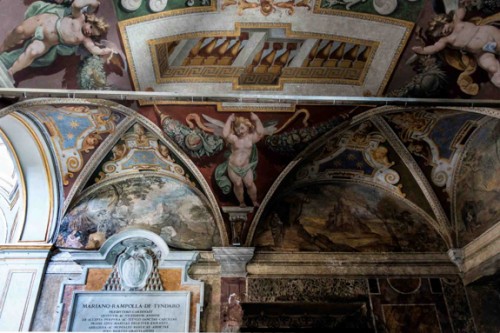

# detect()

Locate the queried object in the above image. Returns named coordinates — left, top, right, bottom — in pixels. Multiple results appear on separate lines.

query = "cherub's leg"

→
left=228, top=168, right=246, bottom=207
left=0, top=19, right=39, bottom=53
left=243, top=171, right=259, bottom=207
left=8, top=40, right=48, bottom=76
left=476, top=53, right=500, bottom=88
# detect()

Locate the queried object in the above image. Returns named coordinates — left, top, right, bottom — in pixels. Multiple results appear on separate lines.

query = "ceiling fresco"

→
left=57, top=174, right=222, bottom=250
left=22, top=103, right=128, bottom=196
left=0, top=0, right=498, bottom=98
left=0, top=1, right=499, bottom=256
left=454, top=118, right=500, bottom=247
left=253, top=181, right=448, bottom=252
left=3, top=98, right=495, bottom=252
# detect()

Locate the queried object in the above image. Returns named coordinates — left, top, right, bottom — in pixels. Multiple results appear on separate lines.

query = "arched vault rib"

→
left=63, top=100, right=229, bottom=246
left=371, top=115, right=453, bottom=248
left=352, top=105, right=500, bottom=123
left=244, top=119, right=354, bottom=246
left=1, top=98, right=228, bottom=246
left=62, top=116, right=135, bottom=215
left=450, top=115, right=496, bottom=247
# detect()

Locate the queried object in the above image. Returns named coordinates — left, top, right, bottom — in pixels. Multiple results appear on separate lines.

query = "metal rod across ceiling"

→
left=0, top=88, right=499, bottom=107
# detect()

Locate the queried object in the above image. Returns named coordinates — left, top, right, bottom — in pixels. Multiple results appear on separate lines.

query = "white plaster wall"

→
left=0, top=111, right=60, bottom=331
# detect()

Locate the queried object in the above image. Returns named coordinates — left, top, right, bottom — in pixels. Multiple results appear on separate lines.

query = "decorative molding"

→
left=450, top=115, right=493, bottom=242
left=246, top=252, right=459, bottom=276
left=213, top=247, right=255, bottom=277
left=62, top=117, right=135, bottom=214
left=462, top=222, right=500, bottom=284
left=447, top=248, right=464, bottom=272
left=0, top=98, right=228, bottom=246
left=245, top=119, right=354, bottom=246
left=54, top=229, right=204, bottom=332
left=221, top=206, right=254, bottom=246
left=372, top=115, right=453, bottom=247
left=147, top=23, right=377, bottom=90
left=352, top=106, right=500, bottom=124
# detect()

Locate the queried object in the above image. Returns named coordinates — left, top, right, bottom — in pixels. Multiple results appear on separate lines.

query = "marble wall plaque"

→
left=66, top=291, right=190, bottom=332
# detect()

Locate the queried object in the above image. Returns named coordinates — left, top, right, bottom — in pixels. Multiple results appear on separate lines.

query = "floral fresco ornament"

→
left=155, top=105, right=225, bottom=158
left=222, top=0, right=311, bottom=16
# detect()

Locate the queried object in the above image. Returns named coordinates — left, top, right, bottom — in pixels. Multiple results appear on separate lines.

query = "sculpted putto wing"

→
left=201, top=114, right=225, bottom=136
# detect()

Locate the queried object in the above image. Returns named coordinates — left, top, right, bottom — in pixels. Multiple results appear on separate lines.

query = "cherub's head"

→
left=260, top=0, right=274, bottom=15
left=427, top=13, right=454, bottom=40
left=83, top=14, right=109, bottom=38
left=233, top=116, right=254, bottom=137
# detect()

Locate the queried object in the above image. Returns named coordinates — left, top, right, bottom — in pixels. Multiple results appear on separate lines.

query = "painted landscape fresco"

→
left=455, top=119, right=500, bottom=246
left=254, top=182, right=447, bottom=252
left=57, top=175, right=221, bottom=250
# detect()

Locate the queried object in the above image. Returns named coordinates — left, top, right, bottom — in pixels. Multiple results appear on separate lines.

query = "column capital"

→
left=213, top=247, right=255, bottom=277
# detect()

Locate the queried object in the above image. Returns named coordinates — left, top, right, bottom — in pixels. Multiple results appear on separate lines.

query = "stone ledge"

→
left=463, top=222, right=500, bottom=284
left=247, top=252, right=458, bottom=276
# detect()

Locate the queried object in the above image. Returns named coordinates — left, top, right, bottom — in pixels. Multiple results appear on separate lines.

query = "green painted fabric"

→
left=215, top=145, right=258, bottom=195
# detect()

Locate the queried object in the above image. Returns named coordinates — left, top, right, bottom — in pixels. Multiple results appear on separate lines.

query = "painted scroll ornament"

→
left=121, top=0, right=142, bottom=12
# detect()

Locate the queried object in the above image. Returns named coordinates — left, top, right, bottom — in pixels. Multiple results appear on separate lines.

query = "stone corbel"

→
left=447, top=248, right=465, bottom=273
left=221, top=206, right=254, bottom=246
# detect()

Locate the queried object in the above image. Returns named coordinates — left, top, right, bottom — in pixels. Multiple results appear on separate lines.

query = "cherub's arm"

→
left=250, top=112, right=264, bottom=143
left=82, top=37, right=113, bottom=56
left=223, top=113, right=236, bottom=143
left=412, top=38, right=448, bottom=55
left=72, top=0, right=100, bottom=18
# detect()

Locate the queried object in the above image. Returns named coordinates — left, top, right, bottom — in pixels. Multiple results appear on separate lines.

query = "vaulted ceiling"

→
left=0, top=1, right=499, bottom=284
left=1, top=99, right=497, bottom=262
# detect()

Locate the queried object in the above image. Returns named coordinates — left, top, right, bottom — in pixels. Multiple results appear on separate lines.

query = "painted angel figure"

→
left=195, top=113, right=275, bottom=208
left=412, top=6, right=500, bottom=88
left=0, top=0, right=119, bottom=80
left=217, top=113, right=265, bottom=207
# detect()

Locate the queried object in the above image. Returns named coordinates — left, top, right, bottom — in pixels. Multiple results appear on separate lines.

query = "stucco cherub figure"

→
left=412, top=5, right=500, bottom=88
left=215, top=113, right=265, bottom=208
left=0, top=0, right=113, bottom=78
